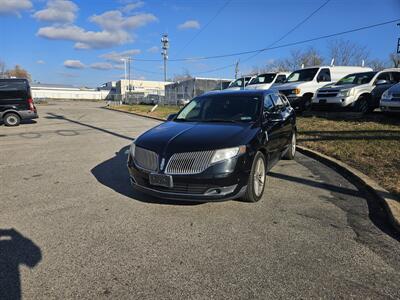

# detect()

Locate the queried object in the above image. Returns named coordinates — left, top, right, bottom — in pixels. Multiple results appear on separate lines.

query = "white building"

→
left=31, top=83, right=113, bottom=100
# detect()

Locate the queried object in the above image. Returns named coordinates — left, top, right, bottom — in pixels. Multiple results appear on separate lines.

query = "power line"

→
left=195, top=0, right=331, bottom=74
left=175, top=0, right=232, bottom=56
left=193, top=17, right=400, bottom=74
left=133, top=18, right=400, bottom=63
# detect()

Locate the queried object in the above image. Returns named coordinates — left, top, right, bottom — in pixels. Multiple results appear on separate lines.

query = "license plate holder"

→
left=319, top=99, right=327, bottom=104
left=149, top=173, right=173, bottom=188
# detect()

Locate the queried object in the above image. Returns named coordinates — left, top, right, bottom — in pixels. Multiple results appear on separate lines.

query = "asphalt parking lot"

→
left=1, top=100, right=399, bottom=299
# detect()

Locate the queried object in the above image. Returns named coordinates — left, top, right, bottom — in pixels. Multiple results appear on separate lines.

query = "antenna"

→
left=330, top=58, right=335, bottom=66
left=361, top=59, right=365, bottom=67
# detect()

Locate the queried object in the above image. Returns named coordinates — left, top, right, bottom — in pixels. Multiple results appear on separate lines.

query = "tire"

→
left=3, top=113, right=21, bottom=126
left=240, top=151, right=267, bottom=203
left=354, top=96, right=370, bottom=114
left=301, top=95, right=313, bottom=112
left=283, top=132, right=296, bottom=160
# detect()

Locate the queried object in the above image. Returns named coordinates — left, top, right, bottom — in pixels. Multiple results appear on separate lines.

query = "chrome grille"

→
left=165, top=150, right=214, bottom=175
left=134, top=146, right=158, bottom=172
left=317, top=90, right=339, bottom=98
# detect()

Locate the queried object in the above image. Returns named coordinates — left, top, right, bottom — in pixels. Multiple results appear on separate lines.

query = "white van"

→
left=273, top=66, right=373, bottom=111
left=226, top=76, right=254, bottom=90
left=245, top=72, right=290, bottom=90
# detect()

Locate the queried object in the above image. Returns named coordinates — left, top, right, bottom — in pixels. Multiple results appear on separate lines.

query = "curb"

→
left=297, top=145, right=400, bottom=232
left=103, top=106, right=166, bottom=122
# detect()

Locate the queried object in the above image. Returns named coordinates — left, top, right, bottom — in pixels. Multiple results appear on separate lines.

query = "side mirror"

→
left=167, top=113, right=177, bottom=121
left=376, top=79, right=389, bottom=85
left=263, top=111, right=282, bottom=122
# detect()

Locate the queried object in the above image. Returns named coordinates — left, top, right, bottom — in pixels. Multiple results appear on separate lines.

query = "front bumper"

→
left=127, top=153, right=251, bottom=201
left=380, top=100, right=400, bottom=112
left=312, top=96, right=356, bottom=109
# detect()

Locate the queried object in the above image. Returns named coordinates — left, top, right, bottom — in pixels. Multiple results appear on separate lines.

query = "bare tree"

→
left=367, top=59, right=388, bottom=71
left=5, top=65, right=31, bottom=81
left=389, top=53, right=400, bottom=68
left=172, top=69, right=192, bottom=81
left=328, top=39, right=369, bottom=66
left=0, top=59, right=5, bottom=78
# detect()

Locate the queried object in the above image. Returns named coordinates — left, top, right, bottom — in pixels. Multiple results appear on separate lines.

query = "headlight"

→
left=382, top=90, right=392, bottom=99
left=338, top=88, right=355, bottom=97
left=210, top=146, right=246, bottom=164
left=293, top=88, right=301, bottom=95
left=130, top=143, right=136, bottom=157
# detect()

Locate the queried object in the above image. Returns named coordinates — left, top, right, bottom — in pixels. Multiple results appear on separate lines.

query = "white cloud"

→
left=90, top=10, right=156, bottom=31
left=38, top=25, right=132, bottom=49
left=0, top=0, right=33, bottom=16
left=178, top=20, right=200, bottom=30
left=90, top=62, right=113, bottom=70
left=37, top=60, right=45, bottom=64
left=64, top=59, right=85, bottom=69
left=121, top=1, right=144, bottom=13
left=33, top=0, right=78, bottom=23
left=100, top=49, right=141, bottom=62
left=147, top=46, right=158, bottom=53
left=36, top=9, right=157, bottom=49
left=114, top=64, right=125, bottom=70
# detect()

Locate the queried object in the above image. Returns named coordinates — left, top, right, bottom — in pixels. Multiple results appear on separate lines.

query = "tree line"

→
left=251, top=39, right=400, bottom=74
left=0, top=60, right=32, bottom=81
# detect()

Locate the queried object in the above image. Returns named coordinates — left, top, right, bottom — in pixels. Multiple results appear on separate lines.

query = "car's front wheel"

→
left=3, top=113, right=21, bottom=126
left=241, top=151, right=267, bottom=203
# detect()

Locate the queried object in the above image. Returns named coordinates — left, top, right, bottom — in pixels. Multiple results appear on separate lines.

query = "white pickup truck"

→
left=273, top=66, right=372, bottom=111
left=312, top=68, right=400, bottom=113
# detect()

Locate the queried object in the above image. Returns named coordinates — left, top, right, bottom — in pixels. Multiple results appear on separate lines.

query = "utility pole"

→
left=161, top=33, right=169, bottom=82
left=120, top=58, right=127, bottom=103
left=397, top=23, right=400, bottom=54
left=234, top=60, right=239, bottom=79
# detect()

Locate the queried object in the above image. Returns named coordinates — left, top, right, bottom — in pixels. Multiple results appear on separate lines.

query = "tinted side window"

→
left=270, top=93, right=284, bottom=107
left=275, top=75, right=286, bottom=83
left=264, top=95, right=274, bottom=112
left=0, top=81, right=27, bottom=101
left=317, top=68, right=331, bottom=82
left=375, top=72, right=391, bottom=83
left=391, top=72, right=400, bottom=83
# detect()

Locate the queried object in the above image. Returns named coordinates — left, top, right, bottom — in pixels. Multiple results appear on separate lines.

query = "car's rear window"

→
left=0, top=81, right=28, bottom=100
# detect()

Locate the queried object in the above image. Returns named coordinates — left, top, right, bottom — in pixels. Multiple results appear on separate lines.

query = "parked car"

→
left=0, top=79, right=38, bottom=126
left=273, top=66, right=372, bottom=111
left=380, top=82, right=400, bottom=113
left=245, top=72, right=289, bottom=90
left=225, top=76, right=254, bottom=90
left=312, top=68, right=400, bottom=113
left=127, top=90, right=296, bottom=202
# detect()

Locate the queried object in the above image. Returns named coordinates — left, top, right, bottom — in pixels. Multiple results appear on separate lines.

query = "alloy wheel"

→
left=253, top=157, right=266, bottom=197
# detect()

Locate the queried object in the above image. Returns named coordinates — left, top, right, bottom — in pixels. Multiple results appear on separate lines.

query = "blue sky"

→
left=0, top=0, right=399, bottom=87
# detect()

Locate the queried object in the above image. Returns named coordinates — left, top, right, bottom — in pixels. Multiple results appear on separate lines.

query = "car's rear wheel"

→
left=283, top=132, right=296, bottom=160
left=3, top=113, right=21, bottom=126
left=241, top=151, right=267, bottom=203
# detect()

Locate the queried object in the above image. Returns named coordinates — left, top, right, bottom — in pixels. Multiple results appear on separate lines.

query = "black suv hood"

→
left=136, top=121, right=257, bottom=156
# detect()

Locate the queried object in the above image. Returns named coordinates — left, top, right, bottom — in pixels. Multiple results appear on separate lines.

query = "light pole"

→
left=120, top=58, right=127, bottom=103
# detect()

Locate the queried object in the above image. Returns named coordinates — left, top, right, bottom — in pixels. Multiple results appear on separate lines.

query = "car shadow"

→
left=0, top=120, right=37, bottom=126
left=91, top=146, right=202, bottom=206
left=0, top=229, right=42, bottom=299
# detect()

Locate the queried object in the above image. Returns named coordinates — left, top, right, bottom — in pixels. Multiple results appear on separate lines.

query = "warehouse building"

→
left=165, top=77, right=232, bottom=105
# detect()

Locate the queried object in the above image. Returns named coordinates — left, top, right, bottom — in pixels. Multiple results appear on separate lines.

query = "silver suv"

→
left=312, top=68, right=400, bottom=113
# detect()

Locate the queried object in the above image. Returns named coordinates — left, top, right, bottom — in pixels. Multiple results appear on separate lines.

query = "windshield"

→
left=335, top=72, right=377, bottom=85
left=248, top=74, right=276, bottom=85
left=286, top=68, right=319, bottom=83
left=175, top=94, right=261, bottom=122
left=229, top=77, right=251, bottom=88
